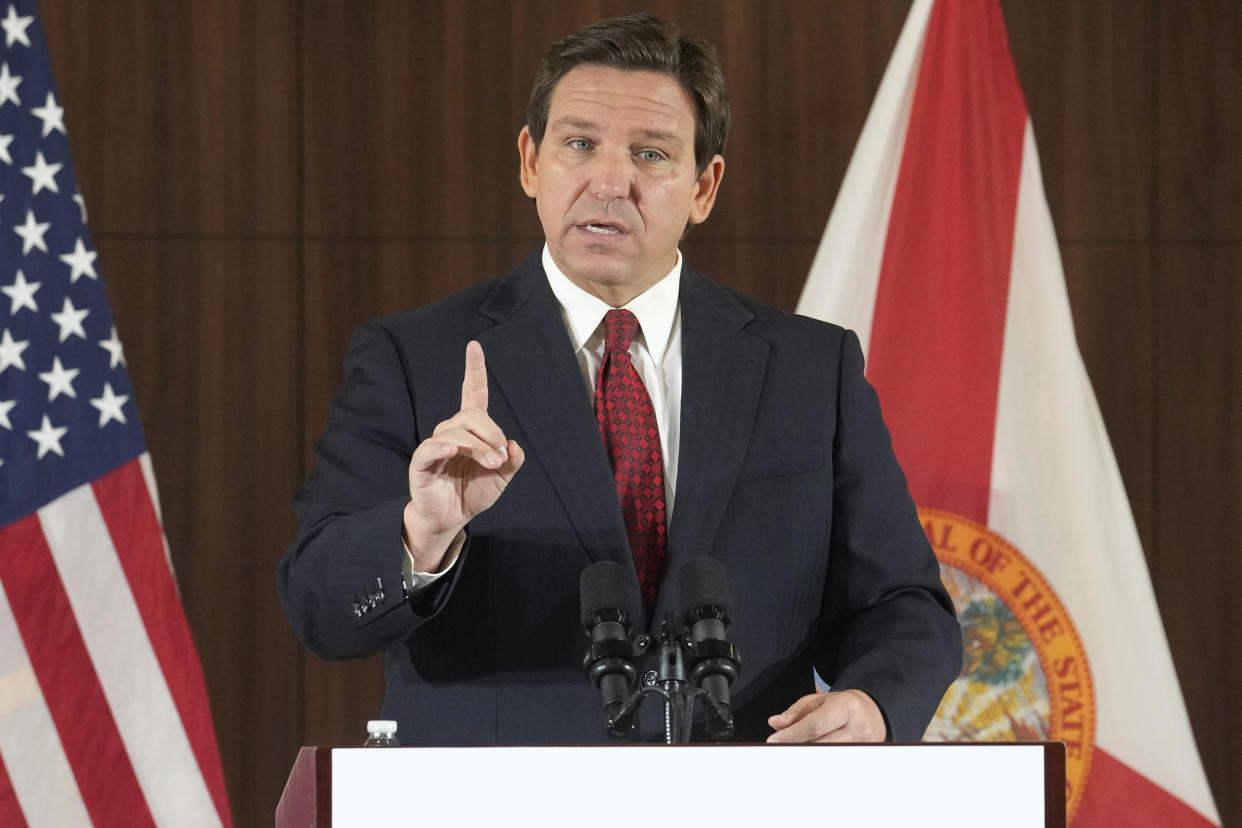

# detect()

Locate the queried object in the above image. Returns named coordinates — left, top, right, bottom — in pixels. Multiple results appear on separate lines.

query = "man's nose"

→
left=588, top=150, right=632, bottom=200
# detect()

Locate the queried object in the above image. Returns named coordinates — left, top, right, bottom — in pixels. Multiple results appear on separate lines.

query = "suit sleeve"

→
left=276, top=322, right=467, bottom=660
left=816, top=329, right=963, bottom=740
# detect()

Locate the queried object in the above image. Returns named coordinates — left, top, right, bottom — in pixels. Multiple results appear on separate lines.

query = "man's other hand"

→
left=402, top=340, right=524, bottom=571
left=765, top=689, right=887, bottom=743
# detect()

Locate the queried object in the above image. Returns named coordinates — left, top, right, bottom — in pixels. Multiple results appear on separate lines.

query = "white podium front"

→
left=277, top=742, right=1065, bottom=827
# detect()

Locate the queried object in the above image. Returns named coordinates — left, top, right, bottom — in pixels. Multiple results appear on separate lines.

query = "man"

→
left=277, top=13, right=961, bottom=745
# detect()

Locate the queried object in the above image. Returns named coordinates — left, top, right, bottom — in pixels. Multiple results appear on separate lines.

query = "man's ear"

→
left=518, top=126, right=539, bottom=198
left=688, top=154, right=726, bottom=225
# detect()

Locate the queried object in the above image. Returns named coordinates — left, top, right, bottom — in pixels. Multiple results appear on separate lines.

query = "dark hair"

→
left=526, top=12, right=730, bottom=174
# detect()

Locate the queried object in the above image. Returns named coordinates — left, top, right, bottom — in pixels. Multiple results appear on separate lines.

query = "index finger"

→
left=460, top=340, right=488, bottom=412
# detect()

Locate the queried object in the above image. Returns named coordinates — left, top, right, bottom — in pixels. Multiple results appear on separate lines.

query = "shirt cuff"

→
left=401, top=530, right=466, bottom=594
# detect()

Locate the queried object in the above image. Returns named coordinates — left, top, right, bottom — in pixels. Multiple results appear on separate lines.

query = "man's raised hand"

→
left=402, top=341, right=524, bottom=572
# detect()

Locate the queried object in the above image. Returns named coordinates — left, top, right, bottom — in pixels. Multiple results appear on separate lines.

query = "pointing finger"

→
left=460, top=340, right=488, bottom=412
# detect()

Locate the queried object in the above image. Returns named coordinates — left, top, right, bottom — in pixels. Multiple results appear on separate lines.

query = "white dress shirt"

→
left=404, top=246, right=685, bottom=589
left=541, top=244, right=683, bottom=514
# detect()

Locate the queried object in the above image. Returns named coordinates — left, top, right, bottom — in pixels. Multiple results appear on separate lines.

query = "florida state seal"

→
left=921, top=508, right=1095, bottom=820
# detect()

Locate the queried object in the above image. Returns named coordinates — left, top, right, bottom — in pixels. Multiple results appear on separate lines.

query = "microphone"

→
left=678, top=557, right=740, bottom=739
left=580, top=561, right=640, bottom=738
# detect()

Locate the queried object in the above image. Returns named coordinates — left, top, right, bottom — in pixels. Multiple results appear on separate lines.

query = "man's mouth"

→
left=579, top=222, right=624, bottom=236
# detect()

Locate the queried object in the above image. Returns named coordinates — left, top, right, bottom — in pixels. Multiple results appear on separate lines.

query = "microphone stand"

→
left=595, top=618, right=736, bottom=743
left=652, top=620, right=692, bottom=744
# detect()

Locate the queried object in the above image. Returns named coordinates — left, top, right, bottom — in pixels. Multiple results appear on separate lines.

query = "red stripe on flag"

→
left=93, top=459, right=233, bottom=827
left=1073, top=747, right=1217, bottom=828
left=0, top=515, right=157, bottom=827
left=865, top=0, right=1027, bottom=524
left=0, top=752, right=29, bottom=828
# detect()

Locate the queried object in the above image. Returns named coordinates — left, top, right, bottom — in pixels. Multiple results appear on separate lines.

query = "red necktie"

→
left=595, top=308, right=667, bottom=612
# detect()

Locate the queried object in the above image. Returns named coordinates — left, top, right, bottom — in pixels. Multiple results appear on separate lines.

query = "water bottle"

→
left=363, top=719, right=398, bottom=747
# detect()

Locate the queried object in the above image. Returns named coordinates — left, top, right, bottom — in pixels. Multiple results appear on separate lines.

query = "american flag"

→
left=0, top=2, right=231, bottom=825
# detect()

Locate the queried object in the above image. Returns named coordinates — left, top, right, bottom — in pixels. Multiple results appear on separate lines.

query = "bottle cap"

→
left=366, top=719, right=397, bottom=735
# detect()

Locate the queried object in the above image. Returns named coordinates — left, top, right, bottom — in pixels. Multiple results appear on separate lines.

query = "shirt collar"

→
left=542, top=244, right=681, bottom=363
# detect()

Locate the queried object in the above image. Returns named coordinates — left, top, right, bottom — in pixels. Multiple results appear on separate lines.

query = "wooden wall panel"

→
left=96, top=239, right=304, bottom=822
left=298, top=0, right=899, bottom=246
left=297, top=655, right=386, bottom=755
left=1156, top=2, right=1242, bottom=240
left=679, top=238, right=819, bottom=311
left=1002, top=0, right=1155, bottom=241
left=299, top=2, right=545, bottom=239
left=1153, top=246, right=1241, bottom=818
left=40, top=0, right=299, bottom=236
left=662, top=0, right=877, bottom=242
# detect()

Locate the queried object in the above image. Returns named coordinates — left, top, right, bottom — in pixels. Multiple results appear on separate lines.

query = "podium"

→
left=277, top=742, right=1065, bottom=827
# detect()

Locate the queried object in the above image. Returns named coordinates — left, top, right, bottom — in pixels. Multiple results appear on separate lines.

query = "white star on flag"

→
left=99, top=324, right=126, bottom=368
left=0, top=5, right=33, bottom=48
left=0, top=132, right=12, bottom=164
left=1, top=269, right=39, bottom=313
left=21, top=149, right=61, bottom=195
left=31, top=89, right=65, bottom=136
left=13, top=207, right=48, bottom=254
left=49, top=295, right=89, bottom=342
left=73, top=193, right=87, bottom=222
left=38, top=356, right=79, bottom=401
left=26, top=413, right=68, bottom=459
left=90, top=382, right=129, bottom=427
left=0, top=61, right=19, bottom=107
left=0, top=397, right=14, bottom=429
left=0, top=327, right=27, bottom=372
left=59, top=237, right=98, bottom=282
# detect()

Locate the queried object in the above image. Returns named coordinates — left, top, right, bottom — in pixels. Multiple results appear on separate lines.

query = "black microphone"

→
left=580, top=561, right=640, bottom=738
left=678, top=557, right=740, bottom=739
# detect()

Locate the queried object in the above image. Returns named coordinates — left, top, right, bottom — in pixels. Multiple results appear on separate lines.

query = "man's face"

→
left=518, top=66, right=724, bottom=306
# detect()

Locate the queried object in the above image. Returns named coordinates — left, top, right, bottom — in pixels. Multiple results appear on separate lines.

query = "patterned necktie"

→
left=595, top=308, right=667, bottom=612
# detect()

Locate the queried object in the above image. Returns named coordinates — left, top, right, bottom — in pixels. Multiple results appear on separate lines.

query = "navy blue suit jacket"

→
left=277, top=250, right=962, bottom=744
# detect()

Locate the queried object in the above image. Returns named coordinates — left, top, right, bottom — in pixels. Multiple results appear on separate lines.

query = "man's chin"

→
left=554, top=249, right=629, bottom=286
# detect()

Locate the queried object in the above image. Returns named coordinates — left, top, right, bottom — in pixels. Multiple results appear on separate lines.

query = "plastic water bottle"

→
left=363, top=719, right=398, bottom=747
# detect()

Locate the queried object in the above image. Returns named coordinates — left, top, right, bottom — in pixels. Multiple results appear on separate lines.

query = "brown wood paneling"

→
left=39, top=0, right=299, bottom=236
left=298, top=1, right=890, bottom=245
left=670, top=0, right=876, bottom=243
left=1155, top=2, right=1242, bottom=241
left=679, top=238, right=819, bottom=312
left=1060, top=243, right=1156, bottom=555
left=298, top=656, right=386, bottom=752
left=1153, top=243, right=1241, bottom=826
left=98, top=238, right=305, bottom=824
left=299, top=1, right=544, bottom=240
left=1002, top=0, right=1156, bottom=242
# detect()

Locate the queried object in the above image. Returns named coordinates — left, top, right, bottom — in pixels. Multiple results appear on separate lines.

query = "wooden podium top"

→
left=277, top=741, right=1066, bottom=827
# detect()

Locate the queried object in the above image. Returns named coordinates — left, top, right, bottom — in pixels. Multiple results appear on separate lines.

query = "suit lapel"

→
left=657, top=268, right=769, bottom=619
left=475, top=256, right=632, bottom=569
left=475, top=256, right=769, bottom=625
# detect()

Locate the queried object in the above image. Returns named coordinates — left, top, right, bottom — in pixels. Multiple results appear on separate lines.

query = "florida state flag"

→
left=797, top=1, right=1219, bottom=824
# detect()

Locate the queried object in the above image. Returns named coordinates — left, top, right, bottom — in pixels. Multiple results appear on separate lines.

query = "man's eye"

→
left=569, top=139, right=591, bottom=151
left=637, top=150, right=664, bottom=162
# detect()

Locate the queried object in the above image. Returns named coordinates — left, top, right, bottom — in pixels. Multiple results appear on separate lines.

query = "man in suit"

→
left=277, top=13, right=961, bottom=745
